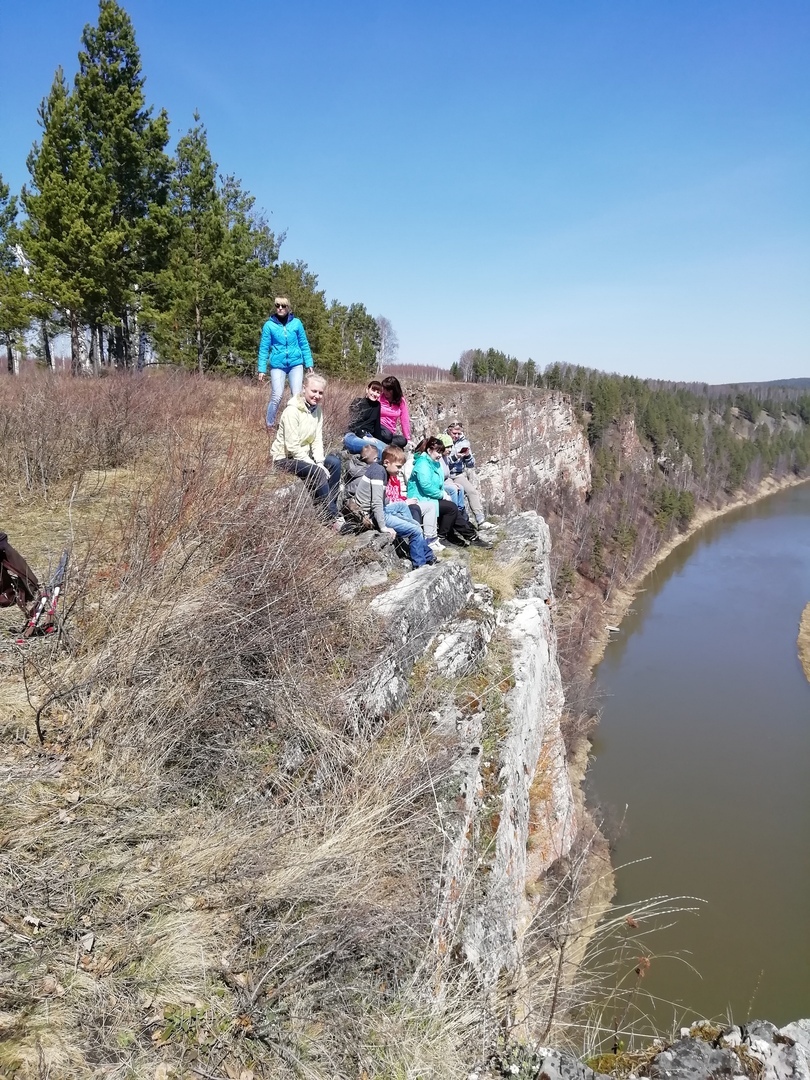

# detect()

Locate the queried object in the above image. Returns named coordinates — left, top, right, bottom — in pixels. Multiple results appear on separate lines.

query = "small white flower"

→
left=509, top=1066, right=520, bottom=1075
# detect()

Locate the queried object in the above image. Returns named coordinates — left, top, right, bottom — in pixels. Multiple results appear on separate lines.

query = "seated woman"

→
left=407, top=437, right=490, bottom=552
left=343, top=445, right=434, bottom=569
left=343, top=380, right=387, bottom=460
left=271, top=372, right=342, bottom=525
left=379, top=375, right=411, bottom=447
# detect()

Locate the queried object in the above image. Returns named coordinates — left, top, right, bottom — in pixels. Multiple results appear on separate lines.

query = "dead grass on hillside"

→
left=0, top=373, right=478, bottom=1080
left=466, top=545, right=530, bottom=603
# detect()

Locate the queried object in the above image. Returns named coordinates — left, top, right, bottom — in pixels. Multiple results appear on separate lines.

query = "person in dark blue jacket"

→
left=257, top=296, right=314, bottom=427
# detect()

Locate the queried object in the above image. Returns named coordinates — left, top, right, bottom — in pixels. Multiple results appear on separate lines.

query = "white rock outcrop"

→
left=432, top=512, right=576, bottom=988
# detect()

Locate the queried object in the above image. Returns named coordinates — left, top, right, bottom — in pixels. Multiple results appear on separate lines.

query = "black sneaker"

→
left=470, top=536, right=492, bottom=549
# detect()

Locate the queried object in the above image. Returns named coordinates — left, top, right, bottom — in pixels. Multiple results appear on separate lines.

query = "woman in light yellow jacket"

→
left=271, top=373, right=342, bottom=523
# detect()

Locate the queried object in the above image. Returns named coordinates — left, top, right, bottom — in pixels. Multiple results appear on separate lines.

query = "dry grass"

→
left=0, top=371, right=480, bottom=1080
left=466, top=546, right=531, bottom=604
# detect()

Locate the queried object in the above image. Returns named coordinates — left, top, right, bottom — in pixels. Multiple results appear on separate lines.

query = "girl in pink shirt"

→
left=379, top=376, right=411, bottom=444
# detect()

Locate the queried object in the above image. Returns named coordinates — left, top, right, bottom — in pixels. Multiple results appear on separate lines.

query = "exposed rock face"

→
left=343, top=509, right=573, bottom=993
left=479, top=1020, right=810, bottom=1080
left=615, top=413, right=652, bottom=472
left=348, top=560, right=475, bottom=727
left=464, top=514, right=575, bottom=984
left=475, top=395, right=591, bottom=510
left=431, top=512, right=576, bottom=988
left=406, top=384, right=591, bottom=509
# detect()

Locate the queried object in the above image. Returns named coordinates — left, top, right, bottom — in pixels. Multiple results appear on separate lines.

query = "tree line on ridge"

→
left=0, top=1, right=386, bottom=378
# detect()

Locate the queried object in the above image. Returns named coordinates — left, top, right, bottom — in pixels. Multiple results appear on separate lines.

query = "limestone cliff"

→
left=406, top=383, right=592, bottom=507
left=348, top=511, right=577, bottom=997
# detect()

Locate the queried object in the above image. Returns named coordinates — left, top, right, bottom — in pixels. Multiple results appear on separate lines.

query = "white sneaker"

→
left=428, top=539, right=445, bottom=553
left=476, top=519, right=496, bottom=530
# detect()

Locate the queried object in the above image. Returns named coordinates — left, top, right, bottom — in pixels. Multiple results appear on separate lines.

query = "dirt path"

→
left=798, top=603, right=810, bottom=684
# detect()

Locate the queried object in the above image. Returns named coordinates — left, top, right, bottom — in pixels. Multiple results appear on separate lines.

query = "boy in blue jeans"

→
left=344, top=446, right=435, bottom=569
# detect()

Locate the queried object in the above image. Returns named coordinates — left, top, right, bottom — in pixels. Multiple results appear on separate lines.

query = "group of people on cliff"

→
left=257, top=296, right=494, bottom=569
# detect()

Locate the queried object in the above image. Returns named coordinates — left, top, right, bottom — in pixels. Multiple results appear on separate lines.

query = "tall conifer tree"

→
left=153, top=115, right=227, bottom=373
left=74, top=0, right=170, bottom=365
left=22, top=69, right=112, bottom=373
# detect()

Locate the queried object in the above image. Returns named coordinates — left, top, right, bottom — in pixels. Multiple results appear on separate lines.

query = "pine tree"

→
left=22, top=69, right=113, bottom=373
left=217, top=175, right=279, bottom=368
left=151, top=115, right=226, bottom=373
left=74, top=0, right=170, bottom=365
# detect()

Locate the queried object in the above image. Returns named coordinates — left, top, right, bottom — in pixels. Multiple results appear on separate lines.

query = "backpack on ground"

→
left=337, top=454, right=374, bottom=533
left=0, top=532, right=40, bottom=612
left=0, top=532, right=69, bottom=642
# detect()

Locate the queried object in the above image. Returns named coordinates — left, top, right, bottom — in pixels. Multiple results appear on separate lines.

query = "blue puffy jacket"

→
left=257, top=314, right=314, bottom=373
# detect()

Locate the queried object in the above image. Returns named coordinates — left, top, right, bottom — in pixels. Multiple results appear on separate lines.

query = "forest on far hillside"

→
left=0, top=2, right=390, bottom=379
left=451, top=347, right=810, bottom=493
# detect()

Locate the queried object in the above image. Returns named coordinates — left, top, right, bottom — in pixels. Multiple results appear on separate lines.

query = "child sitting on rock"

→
left=446, top=420, right=492, bottom=528
left=439, top=434, right=467, bottom=517
left=343, top=445, right=435, bottom=569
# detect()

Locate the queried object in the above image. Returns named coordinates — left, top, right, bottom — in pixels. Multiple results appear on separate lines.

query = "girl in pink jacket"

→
left=379, top=376, right=411, bottom=445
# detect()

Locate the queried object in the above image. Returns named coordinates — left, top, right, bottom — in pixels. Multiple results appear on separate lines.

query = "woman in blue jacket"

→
left=257, top=296, right=314, bottom=427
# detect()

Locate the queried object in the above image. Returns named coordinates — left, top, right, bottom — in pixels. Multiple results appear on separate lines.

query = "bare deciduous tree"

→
left=457, top=348, right=475, bottom=382
left=375, top=315, right=398, bottom=374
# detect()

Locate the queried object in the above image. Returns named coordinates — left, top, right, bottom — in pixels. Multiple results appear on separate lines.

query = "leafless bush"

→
left=0, top=371, right=254, bottom=494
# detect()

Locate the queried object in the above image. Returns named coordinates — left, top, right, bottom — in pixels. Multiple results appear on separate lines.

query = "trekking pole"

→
left=16, top=550, right=69, bottom=644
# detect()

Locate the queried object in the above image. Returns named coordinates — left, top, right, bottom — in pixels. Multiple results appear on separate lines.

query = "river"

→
left=590, top=481, right=810, bottom=1031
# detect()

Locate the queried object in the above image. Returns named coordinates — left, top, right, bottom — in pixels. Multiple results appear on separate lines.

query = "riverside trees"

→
left=9, top=1, right=382, bottom=378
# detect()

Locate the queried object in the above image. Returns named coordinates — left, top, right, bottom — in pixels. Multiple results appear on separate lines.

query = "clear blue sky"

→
left=2, top=0, right=808, bottom=382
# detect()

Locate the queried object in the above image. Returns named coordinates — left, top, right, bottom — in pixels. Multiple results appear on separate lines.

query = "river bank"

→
left=799, top=603, right=810, bottom=684
left=587, top=473, right=810, bottom=671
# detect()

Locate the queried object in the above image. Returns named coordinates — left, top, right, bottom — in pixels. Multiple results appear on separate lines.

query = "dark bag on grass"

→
left=0, top=531, right=40, bottom=610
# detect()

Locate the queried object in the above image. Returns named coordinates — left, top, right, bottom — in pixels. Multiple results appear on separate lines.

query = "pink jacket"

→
left=379, top=395, right=411, bottom=441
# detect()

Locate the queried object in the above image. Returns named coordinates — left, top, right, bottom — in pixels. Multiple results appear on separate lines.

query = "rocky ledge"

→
left=475, top=1019, right=810, bottom=1080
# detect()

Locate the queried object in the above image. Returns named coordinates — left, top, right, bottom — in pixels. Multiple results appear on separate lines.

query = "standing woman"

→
left=257, top=296, right=314, bottom=428
left=379, top=375, right=411, bottom=447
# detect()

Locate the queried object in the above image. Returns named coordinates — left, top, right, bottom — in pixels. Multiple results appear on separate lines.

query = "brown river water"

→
left=590, top=482, right=810, bottom=1030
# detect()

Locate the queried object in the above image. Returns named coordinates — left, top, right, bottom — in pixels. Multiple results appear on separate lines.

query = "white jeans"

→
left=413, top=500, right=438, bottom=540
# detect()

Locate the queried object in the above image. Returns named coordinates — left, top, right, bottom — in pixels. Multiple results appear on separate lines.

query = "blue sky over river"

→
left=2, top=1, right=808, bottom=380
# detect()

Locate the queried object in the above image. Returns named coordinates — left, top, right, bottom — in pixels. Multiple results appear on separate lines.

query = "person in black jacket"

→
left=342, top=380, right=388, bottom=460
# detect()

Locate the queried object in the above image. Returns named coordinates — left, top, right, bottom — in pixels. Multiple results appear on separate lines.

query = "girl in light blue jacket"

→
left=257, top=296, right=314, bottom=427
left=406, top=438, right=446, bottom=543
